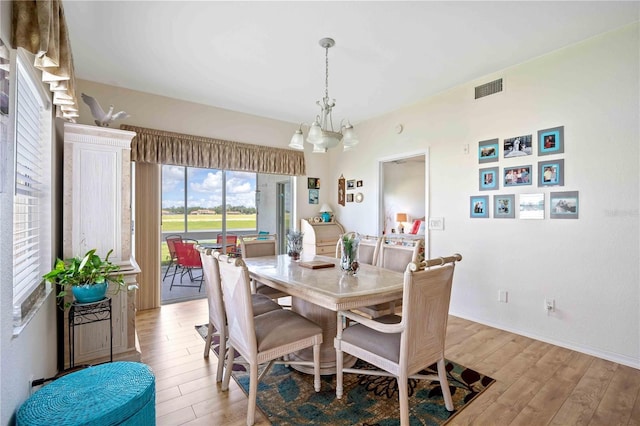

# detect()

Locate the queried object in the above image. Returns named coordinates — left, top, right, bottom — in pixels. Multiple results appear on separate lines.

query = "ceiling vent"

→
left=475, top=78, right=503, bottom=99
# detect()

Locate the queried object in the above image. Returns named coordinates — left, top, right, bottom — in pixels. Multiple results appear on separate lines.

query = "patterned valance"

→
left=120, top=124, right=306, bottom=176
left=12, top=0, right=78, bottom=120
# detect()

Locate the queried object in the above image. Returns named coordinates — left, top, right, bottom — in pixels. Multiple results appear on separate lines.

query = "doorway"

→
left=378, top=151, right=428, bottom=254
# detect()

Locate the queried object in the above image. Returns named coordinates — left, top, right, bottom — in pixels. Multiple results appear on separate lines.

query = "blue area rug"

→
left=196, top=324, right=494, bottom=425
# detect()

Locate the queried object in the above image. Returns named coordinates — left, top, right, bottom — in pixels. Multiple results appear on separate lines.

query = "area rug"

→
left=196, top=324, right=494, bottom=425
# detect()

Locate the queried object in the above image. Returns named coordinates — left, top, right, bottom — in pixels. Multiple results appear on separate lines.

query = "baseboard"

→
left=449, top=310, right=639, bottom=369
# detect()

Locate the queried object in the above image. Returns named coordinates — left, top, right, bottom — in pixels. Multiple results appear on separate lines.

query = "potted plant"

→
left=43, top=248, right=125, bottom=306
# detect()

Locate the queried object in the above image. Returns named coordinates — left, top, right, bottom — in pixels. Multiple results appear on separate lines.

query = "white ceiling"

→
left=63, top=1, right=639, bottom=126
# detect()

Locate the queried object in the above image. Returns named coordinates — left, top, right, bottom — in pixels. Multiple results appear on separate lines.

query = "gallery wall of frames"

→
left=470, top=125, right=579, bottom=220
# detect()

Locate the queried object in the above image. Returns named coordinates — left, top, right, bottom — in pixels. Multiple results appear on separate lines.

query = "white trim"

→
left=16, top=48, right=50, bottom=110
left=450, top=310, right=640, bottom=369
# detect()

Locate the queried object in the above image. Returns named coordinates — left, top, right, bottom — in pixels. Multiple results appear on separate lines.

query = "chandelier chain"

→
left=324, top=45, right=329, bottom=100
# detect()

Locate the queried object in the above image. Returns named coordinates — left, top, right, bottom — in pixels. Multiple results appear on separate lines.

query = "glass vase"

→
left=339, top=235, right=360, bottom=275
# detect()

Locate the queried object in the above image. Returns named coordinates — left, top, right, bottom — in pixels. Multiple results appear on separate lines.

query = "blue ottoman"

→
left=17, top=361, right=155, bottom=425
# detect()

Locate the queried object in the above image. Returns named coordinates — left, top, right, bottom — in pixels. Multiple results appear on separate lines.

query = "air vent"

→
left=475, top=78, right=503, bottom=99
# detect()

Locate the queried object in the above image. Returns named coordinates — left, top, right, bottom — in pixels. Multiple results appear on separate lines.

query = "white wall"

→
left=329, top=24, right=639, bottom=367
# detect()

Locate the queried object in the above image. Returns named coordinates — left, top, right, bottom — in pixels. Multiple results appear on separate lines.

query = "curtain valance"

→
left=120, top=124, right=306, bottom=176
left=12, top=0, right=78, bottom=120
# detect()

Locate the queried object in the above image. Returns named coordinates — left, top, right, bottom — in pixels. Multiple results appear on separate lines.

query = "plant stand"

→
left=68, top=298, right=112, bottom=368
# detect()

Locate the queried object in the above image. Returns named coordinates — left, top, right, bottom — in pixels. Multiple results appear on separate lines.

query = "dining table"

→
left=242, top=254, right=404, bottom=375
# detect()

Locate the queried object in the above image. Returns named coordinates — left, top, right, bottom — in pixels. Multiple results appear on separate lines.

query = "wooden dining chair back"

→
left=357, top=237, right=424, bottom=318
left=163, top=234, right=182, bottom=280
left=239, top=234, right=278, bottom=258
left=215, top=253, right=323, bottom=426
left=357, top=234, right=382, bottom=265
left=335, top=254, right=462, bottom=426
left=171, top=240, right=204, bottom=291
left=199, top=248, right=281, bottom=382
left=239, top=234, right=289, bottom=303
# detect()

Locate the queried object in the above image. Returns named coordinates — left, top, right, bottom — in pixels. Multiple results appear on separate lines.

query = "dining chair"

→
left=198, top=247, right=281, bottom=382
left=171, top=240, right=204, bottom=291
left=356, top=237, right=423, bottom=318
left=334, top=254, right=462, bottom=426
left=215, top=253, right=323, bottom=426
left=239, top=234, right=290, bottom=304
left=163, top=234, right=182, bottom=280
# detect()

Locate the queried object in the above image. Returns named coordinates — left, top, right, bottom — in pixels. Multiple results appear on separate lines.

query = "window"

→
left=161, top=165, right=257, bottom=236
left=12, top=51, right=52, bottom=327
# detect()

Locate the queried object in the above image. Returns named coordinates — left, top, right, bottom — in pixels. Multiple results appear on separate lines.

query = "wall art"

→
left=504, top=134, right=532, bottom=158
left=346, top=193, right=354, bottom=203
left=308, top=189, right=319, bottom=204
left=550, top=190, right=579, bottom=219
left=347, top=179, right=356, bottom=189
left=538, top=159, right=564, bottom=187
left=470, top=195, right=489, bottom=218
left=538, top=126, right=564, bottom=156
left=307, top=177, right=320, bottom=189
left=356, top=180, right=363, bottom=187
left=338, top=175, right=345, bottom=206
left=479, top=167, right=499, bottom=191
left=519, top=193, right=545, bottom=219
left=478, top=138, right=499, bottom=163
left=494, top=194, right=515, bottom=219
left=504, top=165, right=532, bottom=187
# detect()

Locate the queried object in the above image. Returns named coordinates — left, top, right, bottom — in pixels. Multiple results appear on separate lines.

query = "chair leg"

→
left=216, top=327, right=227, bottom=383
left=437, top=358, right=454, bottom=411
left=398, top=373, right=410, bottom=426
left=222, top=346, right=234, bottom=391
left=313, top=344, right=321, bottom=392
left=247, top=363, right=259, bottom=426
left=335, top=348, right=343, bottom=399
left=163, top=259, right=174, bottom=279
left=203, top=322, right=214, bottom=358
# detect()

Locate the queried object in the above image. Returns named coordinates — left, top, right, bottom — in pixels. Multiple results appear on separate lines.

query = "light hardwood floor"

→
left=137, top=299, right=640, bottom=425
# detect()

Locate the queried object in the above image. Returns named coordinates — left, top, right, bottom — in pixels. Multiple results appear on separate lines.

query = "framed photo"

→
left=307, top=177, right=320, bottom=189
left=356, top=180, right=363, bottom=187
left=346, top=193, right=354, bottom=203
left=550, top=191, right=579, bottom=219
left=347, top=179, right=356, bottom=189
left=538, top=126, right=564, bottom=156
left=504, top=134, right=532, bottom=158
left=308, top=189, right=319, bottom=204
left=478, top=138, right=499, bottom=163
left=519, top=193, right=545, bottom=219
left=494, top=194, right=515, bottom=219
left=479, top=167, right=499, bottom=191
left=503, top=165, right=532, bottom=187
left=470, top=195, right=489, bottom=218
left=538, top=159, right=564, bottom=187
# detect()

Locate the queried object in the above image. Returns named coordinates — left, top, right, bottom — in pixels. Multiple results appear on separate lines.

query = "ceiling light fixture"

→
left=289, top=37, right=358, bottom=153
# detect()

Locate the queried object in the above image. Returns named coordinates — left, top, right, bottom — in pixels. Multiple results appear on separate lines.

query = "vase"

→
left=71, top=282, right=108, bottom=304
left=339, top=236, right=360, bottom=275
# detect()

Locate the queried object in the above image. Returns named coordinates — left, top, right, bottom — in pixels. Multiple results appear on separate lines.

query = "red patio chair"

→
left=171, top=240, right=204, bottom=291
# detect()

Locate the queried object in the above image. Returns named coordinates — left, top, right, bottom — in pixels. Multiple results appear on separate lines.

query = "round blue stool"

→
left=17, top=361, right=155, bottom=425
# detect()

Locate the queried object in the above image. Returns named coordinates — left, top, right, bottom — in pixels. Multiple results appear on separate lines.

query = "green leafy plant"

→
left=43, top=248, right=125, bottom=301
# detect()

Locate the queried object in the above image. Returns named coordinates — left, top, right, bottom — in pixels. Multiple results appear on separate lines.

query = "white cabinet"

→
left=300, top=219, right=345, bottom=257
left=62, top=123, right=141, bottom=368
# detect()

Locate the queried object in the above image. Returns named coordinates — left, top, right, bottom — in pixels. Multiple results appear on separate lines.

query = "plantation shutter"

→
left=13, top=51, right=52, bottom=323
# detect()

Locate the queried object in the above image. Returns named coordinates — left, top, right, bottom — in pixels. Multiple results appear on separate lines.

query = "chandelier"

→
left=289, top=37, right=358, bottom=153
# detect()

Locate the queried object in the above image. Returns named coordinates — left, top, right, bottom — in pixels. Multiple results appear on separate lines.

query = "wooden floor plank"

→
left=137, top=298, right=640, bottom=425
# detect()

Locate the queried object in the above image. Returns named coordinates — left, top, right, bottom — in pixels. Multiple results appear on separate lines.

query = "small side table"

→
left=68, top=297, right=112, bottom=368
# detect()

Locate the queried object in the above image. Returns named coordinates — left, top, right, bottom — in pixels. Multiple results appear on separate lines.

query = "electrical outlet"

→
left=463, top=144, right=470, bottom=154
left=498, top=290, right=508, bottom=303
left=28, top=375, right=34, bottom=396
left=545, top=298, right=555, bottom=313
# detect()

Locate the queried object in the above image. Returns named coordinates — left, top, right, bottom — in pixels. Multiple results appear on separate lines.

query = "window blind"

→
left=13, top=54, right=52, bottom=322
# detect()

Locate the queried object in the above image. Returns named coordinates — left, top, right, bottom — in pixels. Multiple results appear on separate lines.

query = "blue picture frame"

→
left=470, top=195, right=489, bottom=218
left=494, top=194, right=515, bottom=219
left=478, top=138, right=499, bottom=163
left=479, top=167, right=499, bottom=191
left=538, top=126, right=564, bottom=156
left=550, top=190, right=579, bottom=219
left=538, top=159, right=565, bottom=187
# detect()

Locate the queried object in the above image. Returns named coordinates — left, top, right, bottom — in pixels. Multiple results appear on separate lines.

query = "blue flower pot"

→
left=72, top=282, right=108, bottom=304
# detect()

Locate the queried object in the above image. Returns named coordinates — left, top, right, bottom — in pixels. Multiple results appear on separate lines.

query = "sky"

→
left=162, top=165, right=256, bottom=209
